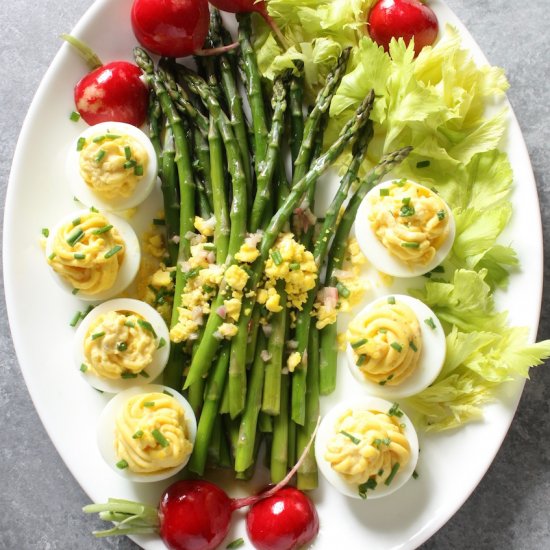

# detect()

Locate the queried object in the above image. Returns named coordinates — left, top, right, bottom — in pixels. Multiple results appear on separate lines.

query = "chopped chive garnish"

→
left=79, top=363, right=88, bottom=373
left=390, top=342, right=402, bottom=352
left=137, top=319, right=157, bottom=337
left=410, top=341, right=418, bottom=352
left=134, top=164, right=144, bottom=176
left=92, top=134, right=106, bottom=143
left=74, top=253, right=86, bottom=260
left=163, top=390, right=173, bottom=397
left=70, top=111, right=81, bottom=122
left=104, top=245, right=123, bottom=259
left=373, top=437, right=391, bottom=448
left=336, top=282, right=350, bottom=299
left=424, top=317, right=436, bottom=330
left=121, top=372, right=138, bottom=379
left=203, top=243, right=216, bottom=251
left=66, top=227, right=84, bottom=246
left=72, top=217, right=81, bottom=226
left=132, top=430, right=144, bottom=439
left=117, top=342, right=128, bottom=352
left=412, top=470, right=419, bottom=479
left=270, top=250, right=283, bottom=266
left=356, top=355, right=367, bottom=366
left=41, top=228, right=50, bottom=238
left=351, top=338, right=368, bottom=349
left=124, top=159, right=137, bottom=169
left=396, top=178, right=407, bottom=187
left=226, top=538, right=245, bottom=549
left=125, top=321, right=135, bottom=328
left=143, top=401, right=155, bottom=407
left=152, top=218, right=166, bottom=226
left=388, top=403, right=404, bottom=418
left=401, top=242, right=420, bottom=248
left=92, top=224, right=113, bottom=235
left=437, top=209, right=446, bottom=220
left=116, top=459, right=129, bottom=469
left=416, top=160, right=430, bottom=168
left=48, top=253, right=56, bottom=261
left=158, top=337, right=167, bottom=349
left=380, top=188, right=390, bottom=197
left=76, top=137, right=86, bottom=151
left=358, top=478, right=378, bottom=499
left=400, top=204, right=415, bottom=217
left=95, top=149, right=106, bottom=163
left=82, top=305, right=94, bottom=318
left=402, top=197, right=411, bottom=205
left=139, top=370, right=150, bottom=378
left=378, top=469, right=384, bottom=476
left=152, top=429, right=169, bottom=448
left=385, top=463, right=401, bottom=486
left=69, top=311, right=82, bottom=327
left=379, top=380, right=387, bottom=386
left=289, top=262, right=301, bottom=271
left=104, top=134, right=120, bottom=140
left=91, top=331, right=105, bottom=340
left=72, top=288, right=80, bottom=295
left=124, top=146, right=132, bottom=160
left=387, top=296, right=396, bottom=304
left=340, top=430, right=361, bottom=444
left=90, top=206, right=99, bottom=213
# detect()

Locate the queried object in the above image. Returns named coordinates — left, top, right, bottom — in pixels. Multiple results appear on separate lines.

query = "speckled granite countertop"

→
left=1, top=1, right=549, bottom=548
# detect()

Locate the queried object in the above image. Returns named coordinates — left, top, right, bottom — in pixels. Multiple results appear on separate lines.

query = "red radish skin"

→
left=159, top=480, right=233, bottom=550
left=368, top=0, right=439, bottom=56
left=131, top=0, right=210, bottom=58
left=246, top=488, right=319, bottom=550
left=74, top=61, right=148, bottom=127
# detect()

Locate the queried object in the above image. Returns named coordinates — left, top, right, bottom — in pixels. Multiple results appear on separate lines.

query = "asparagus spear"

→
left=318, top=145, right=414, bottom=394
left=289, top=68, right=305, bottom=168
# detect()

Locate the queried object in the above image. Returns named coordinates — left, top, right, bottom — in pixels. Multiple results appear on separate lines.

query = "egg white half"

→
left=97, top=384, right=197, bottom=483
left=45, top=209, right=140, bottom=302
left=355, top=180, right=455, bottom=278
left=67, top=121, right=158, bottom=211
left=74, top=298, right=170, bottom=393
left=346, top=294, right=446, bottom=399
left=315, top=397, right=419, bottom=500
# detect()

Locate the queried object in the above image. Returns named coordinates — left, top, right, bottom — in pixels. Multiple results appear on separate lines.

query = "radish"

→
left=209, top=0, right=289, bottom=49
left=131, top=0, right=238, bottom=58
left=367, top=0, right=439, bottom=56
left=83, top=420, right=320, bottom=549
left=61, top=34, right=149, bottom=127
left=246, top=487, right=319, bottom=550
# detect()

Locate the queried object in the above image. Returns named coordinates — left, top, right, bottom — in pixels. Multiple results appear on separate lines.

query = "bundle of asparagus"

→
left=135, top=9, right=411, bottom=489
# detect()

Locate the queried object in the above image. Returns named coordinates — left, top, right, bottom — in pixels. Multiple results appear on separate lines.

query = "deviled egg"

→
left=355, top=179, right=455, bottom=277
left=345, top=294, right=445, bottom=398
left=97, top=384, right=196, bottom=483
left=67, top=121, right=158, bottom=211
left=45, top=208, right=140, bottom=301
left=315, top=397, right=419, bottom=499
left=75, top=298, right=170, bottom=393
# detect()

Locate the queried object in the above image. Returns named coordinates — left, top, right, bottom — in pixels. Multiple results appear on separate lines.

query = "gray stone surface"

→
left=1, top=1, right=549, bottom=549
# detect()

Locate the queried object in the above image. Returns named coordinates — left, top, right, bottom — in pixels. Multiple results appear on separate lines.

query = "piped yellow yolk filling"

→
left=325, top=408, right=410, bottom=486
left=368, top=180, right=450, bottom=266
left=83, top=310, right=156, bottom=379
left=79, top=133, right=148, bottom=200
left=115, top=392, right=193, bottom=474
left=48, top=211, right=125, bottom=294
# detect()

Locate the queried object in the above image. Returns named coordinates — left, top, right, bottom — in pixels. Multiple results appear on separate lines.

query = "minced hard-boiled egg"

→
left=67, top=121, right=158, bottom=211
left=45, top=209, right=140, bottom=301
left=315, top=397, right=419, bottom=499
left=74, top=298, right=170, bottom=393
left=355, top=179, right=455, bottom=277
left=345, top=294, right=445, bottom=399
left=97, top=384, right=196, bottom=482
